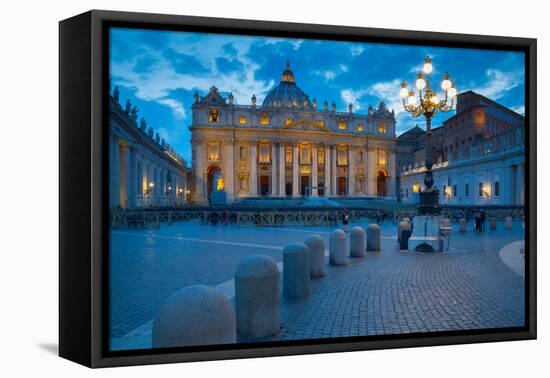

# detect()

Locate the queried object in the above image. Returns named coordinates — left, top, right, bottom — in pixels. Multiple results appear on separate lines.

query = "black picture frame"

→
left=59, top=9, right=537, bottom=368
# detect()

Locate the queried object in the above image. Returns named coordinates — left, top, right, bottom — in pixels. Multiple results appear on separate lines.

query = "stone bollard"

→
left=350, top=227, right=366, bottom=257
left=490, top=217, right=497, bottom=230
left=329, top=229, right=348, bottom=265
left=304, top=235, right=326, bottom=278
left=235, top=255, right=280, bottom=339
left=152, top=285, right=236, bottom=348
left=505, top=216, right=513, bottom=229
left=283, top=243, right=311, bottom=298
left=367, top=224, right=381, bottom=251
left=459, top=218, right=467, bottom=233
left=397, top=220, right=411, bottom=243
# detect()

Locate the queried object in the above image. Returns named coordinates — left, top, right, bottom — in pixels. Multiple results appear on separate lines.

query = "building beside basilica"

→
left=399, top=91, right=525, bottom=206
left=109, top=89, right=191, bottom=209
left=189, top=62, right=398, bottom=204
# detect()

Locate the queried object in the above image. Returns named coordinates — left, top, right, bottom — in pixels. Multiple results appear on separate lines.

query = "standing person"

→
left=342, top=211, right=350, bottom=233
left=223, top=209, right=229, bottom=226
left=474, top=209, right=481, bottom=232
left=480, top=209, right=486, bottom=232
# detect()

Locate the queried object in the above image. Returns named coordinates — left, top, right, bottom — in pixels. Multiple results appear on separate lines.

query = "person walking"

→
left=342, top=211, right=350, bottom=233
left=474, top=209, right=481, bottom=232
left=480, top=209, right=486, bottom=232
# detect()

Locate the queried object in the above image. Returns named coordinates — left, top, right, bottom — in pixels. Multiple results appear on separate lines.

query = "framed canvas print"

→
left=59, top=10, right=537, bottom=368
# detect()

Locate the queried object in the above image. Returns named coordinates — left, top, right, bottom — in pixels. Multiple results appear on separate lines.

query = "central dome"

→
left=262, top=62, right=312, bottom=109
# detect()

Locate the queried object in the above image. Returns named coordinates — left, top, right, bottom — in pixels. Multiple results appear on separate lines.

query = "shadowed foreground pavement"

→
left=109, top=220, right=525, bottom=350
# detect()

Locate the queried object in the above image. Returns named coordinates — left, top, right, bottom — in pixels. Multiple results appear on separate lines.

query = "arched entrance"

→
left=206, top=165, right=221, bottom=200
left=377, top=169, right=387, bottom=197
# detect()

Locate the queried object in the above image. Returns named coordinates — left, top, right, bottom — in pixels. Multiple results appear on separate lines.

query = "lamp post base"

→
left=418, top=190, right=440, bottom=215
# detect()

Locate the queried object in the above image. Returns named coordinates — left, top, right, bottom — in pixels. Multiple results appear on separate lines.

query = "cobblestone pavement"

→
left=109, top=219, right=525, bottom=347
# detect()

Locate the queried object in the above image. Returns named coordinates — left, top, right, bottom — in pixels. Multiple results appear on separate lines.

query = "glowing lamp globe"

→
left=400, top=86, right=409, bottom=98
left=448, top=86, right=457, bottom=98
left=416, top=77, right=426, bottom=90
left=423, top=62, right=433, bottom=74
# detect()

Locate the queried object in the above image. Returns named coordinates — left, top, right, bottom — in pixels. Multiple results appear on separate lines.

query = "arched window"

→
left=338, top=120, right=347, bottom=130
left=209, top=110, right=219, bottom=123
left=239, top=115, right=247, bottom=125
left=259, top=113, right=269, bottom=125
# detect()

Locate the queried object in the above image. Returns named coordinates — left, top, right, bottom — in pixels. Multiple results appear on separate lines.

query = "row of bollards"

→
left=152, top=224, right=384, bottom=348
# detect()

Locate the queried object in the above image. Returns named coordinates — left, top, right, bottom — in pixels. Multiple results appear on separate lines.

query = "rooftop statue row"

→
left=110, top=86, right=187, bottom=167
left=192, top=61, right=396, bottom=120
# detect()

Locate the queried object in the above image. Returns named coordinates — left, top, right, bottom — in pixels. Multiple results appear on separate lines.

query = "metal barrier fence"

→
left=110, top=206, right=524, bottom=229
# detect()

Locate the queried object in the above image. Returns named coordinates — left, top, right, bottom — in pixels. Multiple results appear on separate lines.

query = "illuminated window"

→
left=207, top=141, right=221, bottom=162
left=239, top=115, right=247, bottom=125
left=318, top=147, right=325, bottom=164
left=337, top=145, right=348, bottom=166
left=299, top=143, right=311, bottom=165
left=285, top=117, right=292, bottom=125
left=259, top=113, right=269, bottom=125
left=285, top=146, right=293, bottom=163
left=258, top=143, right=271, bottom=163
left=377, top=148, right=387, bottom=166
left=412, top=182, right=420, bottom=193
left=357, top=123, right=364, bottom=132
left=209, top=110, right=219, bottom=123
left=338, top=120, right=347, bottom=130
left=378, top=122, right=387, bottom=133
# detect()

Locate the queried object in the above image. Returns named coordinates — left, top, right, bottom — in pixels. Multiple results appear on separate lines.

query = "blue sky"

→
left=110, top=27, right=525, bottom=163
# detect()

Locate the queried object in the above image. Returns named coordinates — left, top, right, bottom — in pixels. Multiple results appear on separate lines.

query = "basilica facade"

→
left=190, top=63, right=397, bottom=204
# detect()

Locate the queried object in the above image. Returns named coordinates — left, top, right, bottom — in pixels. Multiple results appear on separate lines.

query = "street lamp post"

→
left=400, top=56, right=457, bottom=214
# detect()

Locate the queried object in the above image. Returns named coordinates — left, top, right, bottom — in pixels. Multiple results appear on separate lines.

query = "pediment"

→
left=282, top=118, right=328, bottom=132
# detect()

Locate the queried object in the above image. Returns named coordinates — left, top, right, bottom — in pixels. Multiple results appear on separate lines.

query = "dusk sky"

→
left=110, top=27, right=525, bottom=163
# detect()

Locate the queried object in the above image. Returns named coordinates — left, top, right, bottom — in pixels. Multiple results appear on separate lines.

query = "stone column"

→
left=312, top=144, right=318, bottom=197
left=250, top=142, right=258, bottom=196
left=517, top=163, right=524, bottom=206
left=224, top=140, right=235, bottom=201
left=367, top=146, right=377, bottom=196
left=279, top=142, right=286, bottom=196
left=128, top=147, right=136, bottom=208
left=331, top=145, right=337, bottom=195
left=292, top=143, right=299, bottom=197
left=193, top=141, right=205, bottom=204
left=120, top=143, right=130, bottom=208
left=324, top=145, right=331, bottom=196
left=271, top=143, right=277, bottom=196
left=348, top=146, right=355, bottom=197
left=110, top=135, right=120, bottom=208
left=388, top=147, right=396, bottom=198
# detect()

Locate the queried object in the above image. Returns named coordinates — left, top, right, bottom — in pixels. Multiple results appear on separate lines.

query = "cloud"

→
left=340, top=88, right=367, bottom=109
left=472, top=68, right=524, bottom=101
left=350, top=45, right=364, bottom=57
left=367, top=79, right=403, bottom=114
left=110, top=32, right=274, bottom=112
left=315, top=64, right=348, bottom=81
left=157, top=98, right=186, bottom=120
left=511, top=105, right=525, bottom=115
